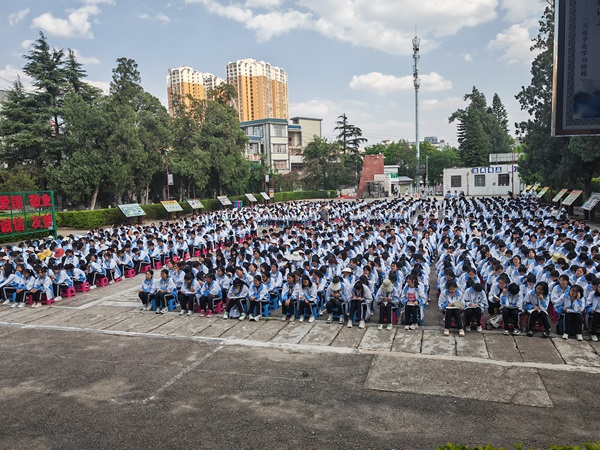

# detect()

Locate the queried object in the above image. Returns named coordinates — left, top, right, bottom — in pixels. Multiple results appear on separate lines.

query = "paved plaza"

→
left=1, top=275, right=600, bottom=448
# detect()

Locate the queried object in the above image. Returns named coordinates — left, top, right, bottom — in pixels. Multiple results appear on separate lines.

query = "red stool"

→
left=139, top=264, right=150, bottom=274
left=193, top=250, right=201, bottom=257
left=41, top=294, right=54, bottom=305
left=153, top=261, right=163, bottom=270
left=62, top=286, right=77, bottom=298
left=75, top=282, right=91, bottom=293
left=113, top=277, right=122, bottom=283
left=124, top=268, right=136, bottom=278
left=96, top=277, right=109, bottom=287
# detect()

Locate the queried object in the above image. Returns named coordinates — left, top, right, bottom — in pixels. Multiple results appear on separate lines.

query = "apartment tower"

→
left=166, top=66, right=225, bottom=115
left=226, top=59, right=288, bottom=122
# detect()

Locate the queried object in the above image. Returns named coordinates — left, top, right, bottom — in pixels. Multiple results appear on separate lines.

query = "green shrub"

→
left=591, top=178, right=600, bottom=193
left=56, top=208, right=123, bottom=229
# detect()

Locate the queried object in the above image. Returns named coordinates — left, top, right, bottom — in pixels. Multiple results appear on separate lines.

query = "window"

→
left=272, top=124, right=286, bottom=137
left=498, top=174, right=510, bottom=186
left=450, top=176, right=461, bottom=188
left=474, top=174, right=486, bottom=187
left=273, top=160, right=288, bottom=170
left=272, top=144, right=287, bottom=153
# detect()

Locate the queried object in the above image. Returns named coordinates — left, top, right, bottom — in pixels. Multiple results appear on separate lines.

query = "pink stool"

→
left=124, top=268, right=136, bottom=278
left=139, top=264, right=150, bottom=274
left=193, top=250, right=201, bottom=257
left=75, top=282, right=91, bottom=293
left=96, top=277, right=109, bottom=287
left=153, top=261, right=162, bottom=270
left=114, top=277, right=122, bottom=283
left=62, top=286, right=77, bottom=298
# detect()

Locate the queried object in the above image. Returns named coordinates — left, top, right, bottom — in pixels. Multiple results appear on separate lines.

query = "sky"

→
left=0, top=0, right=548, bottom=147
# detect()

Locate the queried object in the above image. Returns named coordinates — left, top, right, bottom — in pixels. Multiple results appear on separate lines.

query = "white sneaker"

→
left=577, top=334, right=584, bottom=341
left=476, top=326, right=482, bottom=332
left=299, top=316, right=304, bottom=323
left=339, top=317, right=345, bottom=324
left=377, top=324, right=383, bottom=330
left=409, top=324, right=416, bottom=330
left=458, top=329, right=465, bottom=337
left=10, top=302, right=18, bottom=308
left=161, top=308, right=168, bottom=314
left=347, top=319, right=353, bottom=328
left=108, top=280, right=115, bottom=285
left=404, top=325, right=410, bottom=330
left=254, top=315, right=262, bottom=321
left=289, top=315, right=295, bottom=322
left=2, top=299, right=11, bottom=305
left=239, top=313, right=246, bottom=321
left=17, top=302, right=25, bottom=308
left=358, top=320, right=365, bottom=329
left=387, top=323, right=393, bottom=331
left=55, top=296, right=62, bottom=301
left=89, top=285, right=97, bottom=290
left=443, top=329, right=450, bottom=336
left=187, top=310, right=192, bottom=316
left=248, top=315, right=254, bottom=321
left=308, top=316, right=315, bottom=323
left=326, top=314, right=332, bottom=323
left=223, top=312, right=228, bottom=319
left=179, top=310, right=185, bottom=316
left=592, top=335, right=598, bottom=342
left=562, top=333, right=569, bottom=340
left=281, top=316, right=287, bottom=321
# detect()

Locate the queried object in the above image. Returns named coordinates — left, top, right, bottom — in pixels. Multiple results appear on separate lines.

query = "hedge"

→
left=54, top=190, right=337, bottom=230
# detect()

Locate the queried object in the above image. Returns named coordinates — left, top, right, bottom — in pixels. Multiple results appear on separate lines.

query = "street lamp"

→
left=413, top=34, right=421, bottom=190
left=163, top=149, right=172, bottom=200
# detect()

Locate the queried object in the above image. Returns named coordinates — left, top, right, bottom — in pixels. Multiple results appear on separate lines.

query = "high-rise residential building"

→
left=166, top=66, right=225, bottom=115
left=226, top=59, right=288, bottom=122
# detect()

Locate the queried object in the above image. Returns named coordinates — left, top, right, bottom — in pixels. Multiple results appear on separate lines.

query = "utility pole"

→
left=413, top=34, right=421, bottom=191
left=426, top=154, right=429, bottom=187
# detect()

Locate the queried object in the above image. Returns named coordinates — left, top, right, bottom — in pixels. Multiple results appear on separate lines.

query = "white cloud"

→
left=87, top=80, right=110, bottom=94
left=186, top=0, right=500, bottom=55
left=500, top=0, right=545, bottom=22
left=9, top=8, right=30, bottom=26
left=31, top=3, right=112, bottom=39
left=21, top=39, right=34, bottom=49
left=463, top=53, right=473, bottom=62
left=487, top=19, right=540, bottom=65
left=139, top=12, right=172, bottom=23
left=72, top=49, right=100, bottom=65
left=0, top=65, right=34, bottom=91
left=349, top=72, right=452, bottom=95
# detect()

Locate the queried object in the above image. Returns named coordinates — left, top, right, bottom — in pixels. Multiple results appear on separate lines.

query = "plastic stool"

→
left=262, top=302, right=270, bottom=317
left=139, top=264, right=151, bottom=274
left=114, top=277, right=122, bottom=283
left=153, top=261, right=163, bottom=270
left=62, top=286, right=77, bottom=298
left=124, top=268, right=136, bottom=278
left=96, top=277, right=109, bottom=287
left=75, top=282, right=90, bottom=293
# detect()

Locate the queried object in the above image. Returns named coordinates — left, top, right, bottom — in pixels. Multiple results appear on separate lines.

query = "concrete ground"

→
left=1, top=275, right=600, bottom=449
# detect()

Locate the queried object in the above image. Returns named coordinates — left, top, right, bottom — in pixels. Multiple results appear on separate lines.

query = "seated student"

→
left=586, top=281, right=600, bottom=342
left=401, top=274, right=427, bottom=330
left=0, top=263, right=23, bottom=304
left=555, top=284, right=585, bottom=341
left=374, top=278, right=398, bottom=331
left=85, top=253, right=106, bottom=289
left=488, top=273, right=510, bottom=316
left=325, top=276, right=346, bottom=324
left=438, top=280, right=465, bottom=337
left=102, top=251, right=122, bottom=284
left=348, top=280, right=370, bottom=329
left=138, top=269, right=156, bottom=311
left=297, top=274, right=318, bottom=323
left=116, top=248, right=134, bottom=276
left=462, top=282, right=488, bottom=332
left=216, top=266, right=231, bottom=302
left=224, top=278, right=249, bottom=320
left=30, top=267, right=54, bottom=308
left=131, top=247, right=151, bottom=273
left=178, top=272, right=199, bottom=316
left=65, top=262, right=87, bottom=289
left=501, top=282, right=523, bottom=335
left=49, top=264, right=73, bottom=301
left=523, top=281, right=552, bottom=338
left=11, top=268, right=34, bottom=308
left=150, top=269, right=177, bottom=314
left=280, top=273, right=298, bottom=322
left=197, top=272, right=221, bottom=318
left=247, top=274, right=268, bottom=321
left=147, top=242, right=162, bottom=267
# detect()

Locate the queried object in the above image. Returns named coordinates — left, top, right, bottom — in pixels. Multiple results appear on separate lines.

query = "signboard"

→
left=186, top=199, right=204, bottom=209
left=0, top=191, right=57, bottom=239
left=245, top=193, right=258, bottom=203
left=160, top=200, right=183, bottom=213
left=118, top=203, right=146, bottom=218
left=552, top=188, right=569, bottom=203
left=471, top=166, right=518, bottom=174
left=167, top=174, right=174, bottom=186
left=561, top=190, right=584, bottom=206
left=217, top=196, right=232, bottom=206
left=536, top=187, right=550, bottom=199
left=552, top=0, right=600, bottom=136
left=260, top=192, right=270, bottom=201
left=582, top=192, right=600, bottom=211
left=268, top=188, right=275, bottom=199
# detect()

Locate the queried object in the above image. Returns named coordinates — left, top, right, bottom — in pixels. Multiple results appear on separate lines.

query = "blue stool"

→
left=262, top=302, right=270, bottom=317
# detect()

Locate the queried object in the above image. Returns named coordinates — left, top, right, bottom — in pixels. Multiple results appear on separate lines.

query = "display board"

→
left=160, top=200, right=183, bottom=213
left=536, top=187, right=550, bottom=199
left=217, top=196, right=232, bottom=206
left=245, top=193, right=257, bottom=203
left=260, top=192, right=270, bottom=201
left=581, top=193, right=600, bottom=211
left=186, top=199, right=204, bottom=209
left=0, top=191, right=57, bottom=239
left=561, top=190, right=584, bottom=206
left=118, top=203, right=146, bottom=218
left=552, top=188, right=569, bottom=203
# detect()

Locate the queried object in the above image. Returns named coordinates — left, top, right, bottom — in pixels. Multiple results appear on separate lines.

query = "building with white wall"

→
left=443, top=164, right=521, bottom=196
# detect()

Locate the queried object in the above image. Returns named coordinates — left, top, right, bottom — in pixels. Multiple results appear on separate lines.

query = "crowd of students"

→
left=0, top=195, right=599, bottom=341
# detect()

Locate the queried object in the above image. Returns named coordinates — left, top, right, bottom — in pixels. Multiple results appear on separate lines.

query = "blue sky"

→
left=0, top=0, right=548, bottom=147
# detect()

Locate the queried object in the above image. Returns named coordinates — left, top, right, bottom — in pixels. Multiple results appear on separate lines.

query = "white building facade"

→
left=443, top=164, right=522, bottom=196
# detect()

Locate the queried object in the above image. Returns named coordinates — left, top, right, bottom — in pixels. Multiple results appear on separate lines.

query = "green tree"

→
left=302, top=137, right=344, bottom=190
left=426, top=147, right=461, bottom=185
